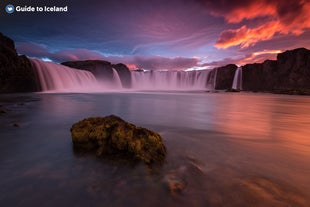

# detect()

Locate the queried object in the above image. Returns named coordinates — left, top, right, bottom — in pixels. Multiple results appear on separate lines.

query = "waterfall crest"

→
left=31, top=59, right=98, bottom=92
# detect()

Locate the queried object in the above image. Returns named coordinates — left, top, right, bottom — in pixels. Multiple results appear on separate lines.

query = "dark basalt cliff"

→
left=62, top=60, right=114, bottom=79
left=112, top=63, right=131, bottom=88
left=213, top=64, right=238, bottom=90
left=0, top=33, right=38, bottom=93
left=242, top=48, right=310, bottom=93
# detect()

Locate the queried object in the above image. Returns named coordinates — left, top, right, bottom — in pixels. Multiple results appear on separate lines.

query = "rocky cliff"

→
left=111, top=63, right=131, bottom=88
left=242, top=48, right=310, bottom=93
left=211, top=64, right=238, bottom=90
left=62, top=60, right=132, bottom=88
left=0, top=33, right=39, bottom=93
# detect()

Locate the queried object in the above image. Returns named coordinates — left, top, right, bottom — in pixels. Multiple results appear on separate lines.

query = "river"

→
left=0, top=92, right=310, bottom=206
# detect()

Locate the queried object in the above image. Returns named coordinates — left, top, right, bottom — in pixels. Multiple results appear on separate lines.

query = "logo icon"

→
left=5, top=4, right=15, bottom=14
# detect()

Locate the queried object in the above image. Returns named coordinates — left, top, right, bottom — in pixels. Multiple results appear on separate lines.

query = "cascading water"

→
left=31, top=59, right=216, bottom=92
left=232, top=67, right=242, bottom=90
left=131, top=69, right=214, bottom=90
left=111, top=68, right=123, bottom=89
left=31, top=59, right=98, bottom=92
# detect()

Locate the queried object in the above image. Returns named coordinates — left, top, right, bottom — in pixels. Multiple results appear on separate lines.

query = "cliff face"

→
left=242, top=60, right=277, bottom=91
left=276, top=48, right=310, bottom=89
left=112, top=63, right=131, bottom=88
left=62, top=60, right=132, bottom=88
left=62, top=60, right=114, bottom=79
left=0, top=33, right=39, bottom=93
left=213, top=64, right=238, bottom=90
left=242, top=48, right=310, bottom=92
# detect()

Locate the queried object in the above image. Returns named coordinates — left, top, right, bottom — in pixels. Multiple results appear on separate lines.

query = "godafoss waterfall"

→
left=1, top=55, right=310, bottom=207
left=31, top=59, right=215, bottom=92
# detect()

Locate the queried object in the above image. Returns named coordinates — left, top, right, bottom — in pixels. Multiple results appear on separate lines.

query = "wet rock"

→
left=273, top=88, right=310, bottom=95
left=163, top=172, right=186, bottom=194
left=226, top=88, right=241, bottom=92
left=0, top=109, right=6, bottom=114
left=70, top=115, right=166, bottom=164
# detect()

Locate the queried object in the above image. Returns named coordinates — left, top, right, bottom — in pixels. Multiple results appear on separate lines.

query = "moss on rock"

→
left=70, top=115, right=166, bottom=164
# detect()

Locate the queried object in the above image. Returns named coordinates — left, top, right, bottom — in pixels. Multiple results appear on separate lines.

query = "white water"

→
left=31, top=60, right=215, bottom=92
left=232, top=67, right=242, bottom=90
left=31, top=59, right=99, bottom=92
left=112, top=68, right=123, bottom=89
left=131, top=70, right=213, bottom=90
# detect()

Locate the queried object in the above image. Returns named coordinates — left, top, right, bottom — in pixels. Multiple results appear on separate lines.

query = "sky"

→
left=1, top=0, right=310, bottom=70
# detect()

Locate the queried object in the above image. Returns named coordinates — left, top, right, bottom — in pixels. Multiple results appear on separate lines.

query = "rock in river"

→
left=70, top=115, right=166, bottom=164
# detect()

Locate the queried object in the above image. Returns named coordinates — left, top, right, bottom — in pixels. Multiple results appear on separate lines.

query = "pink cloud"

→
left=201, top=0, right=310, bottom=48
left=16, top=42, right=199, bottom=70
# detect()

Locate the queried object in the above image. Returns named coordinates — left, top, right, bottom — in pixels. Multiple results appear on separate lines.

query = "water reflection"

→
left=1, top=92, right=310, bottom=206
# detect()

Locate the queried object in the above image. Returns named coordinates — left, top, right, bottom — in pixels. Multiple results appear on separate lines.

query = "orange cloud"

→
left=215, top=21, right=279, bottom=49
left=207, top=0, right=310, bottom=48
left=219, top=2, right=276, bottom=23
left=237, top=49, right=282, bottom=65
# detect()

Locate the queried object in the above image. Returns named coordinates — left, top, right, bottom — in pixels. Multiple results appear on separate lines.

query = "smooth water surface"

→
left=0, top=92, right=310, bottom=207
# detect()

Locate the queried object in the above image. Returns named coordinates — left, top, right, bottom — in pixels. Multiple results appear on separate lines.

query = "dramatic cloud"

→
left=237, top=49, right=281, bottom=65
left=202, top=0, right=310, bottom=48
left=16, top=42, right=199, bottom=70
left=203, top=49, right=281, bottom=67
left=4, top=0, right=309, bottom=71
left=215, top=22, right=279, bottom=49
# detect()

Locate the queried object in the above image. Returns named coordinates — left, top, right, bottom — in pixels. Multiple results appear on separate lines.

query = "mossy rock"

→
left=71, top=115, right=166, bottom=164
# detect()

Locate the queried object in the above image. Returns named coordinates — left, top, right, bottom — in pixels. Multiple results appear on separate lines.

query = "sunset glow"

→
left=1, top=0, right=309, bottom=69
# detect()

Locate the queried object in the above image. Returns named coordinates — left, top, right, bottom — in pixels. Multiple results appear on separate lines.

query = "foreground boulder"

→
left=71, top=115, right=166, bottom=164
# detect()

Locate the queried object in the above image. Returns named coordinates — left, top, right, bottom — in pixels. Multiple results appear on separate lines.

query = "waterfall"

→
left=31, top=59, right=98, bottom=92
left=232, top=67, right=242, bottom=90
left=31, top=59, right=216, bottom=92
left=112, top=68, right=123, bottom=89
left=130, top=69, right=213, bottom=90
